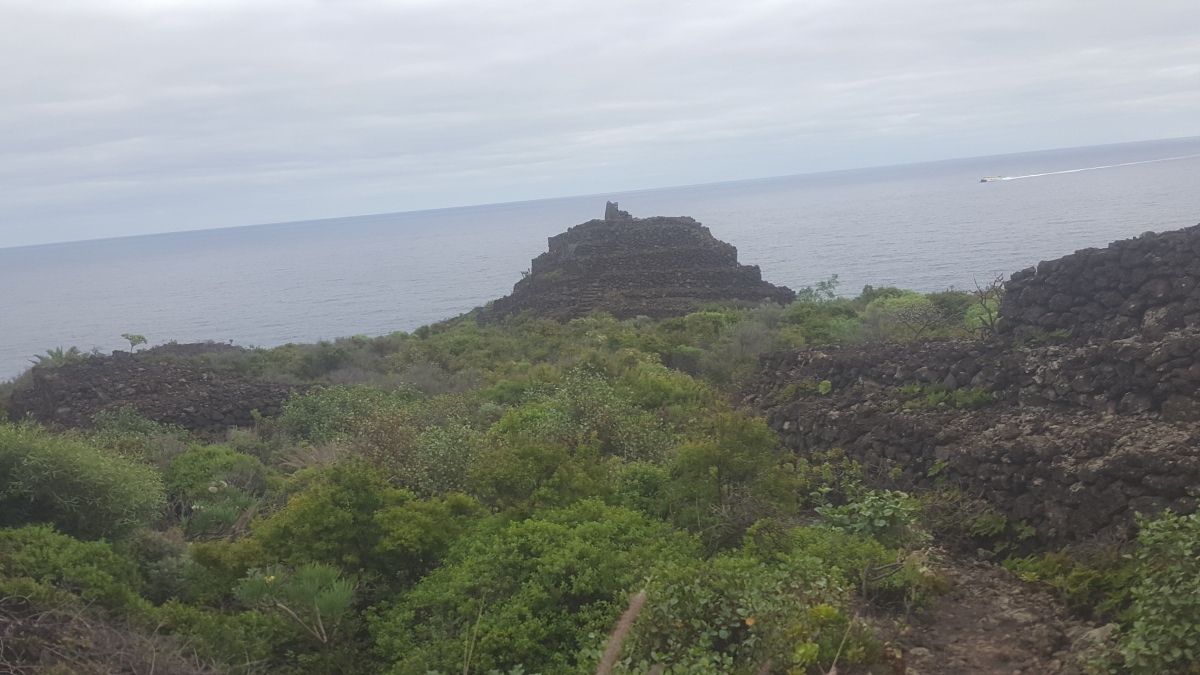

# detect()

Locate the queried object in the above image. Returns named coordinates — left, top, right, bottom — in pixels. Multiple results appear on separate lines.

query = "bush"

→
left=0, top=423, right=165, bottom=539
left=147, top=600, right=290, bottom=672
left=469, top=435, right=612, bottom=512
left=118, top=528, right=193, bottom=605
left=1003, top=549, right=1131, bottom=618
left=781, top=300, right=862, bottom=344
left=0, top=525, right=144, bottom=611
left=249, top=463, right=481, bottom=584
left=279, top=385, right=423, bottom=444
left=485, top=371, right=672, bottom=465
left=622, top=550, right=879, bottom=673
left=1117, top=511, right=1200, bottom=674
left=370, top=501, right=692, bottom=675
left=167, top=445, right=267, bottom=500
left=816, top=488, right=924, bottom=549
left=236, top=563, right=356, bottom=649
left=667, top=413, right=802, bottom=549
left=166, top=444, right=268, bottom=539
left=89, top=408, right=192, bottom=467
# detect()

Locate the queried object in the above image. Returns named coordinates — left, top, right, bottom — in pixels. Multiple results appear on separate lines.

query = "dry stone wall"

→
left=8, top=353, right=298, bottom=434
left=1000, top=224, right=1200, bottom=341
left=749, top=223, right=1200, bottom=543
left=486, top=202, right=795, bottom=321
left=750, top=340, right=1200, bottom=542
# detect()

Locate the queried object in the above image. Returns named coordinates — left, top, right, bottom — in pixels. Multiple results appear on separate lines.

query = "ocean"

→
left=3, top=136, right=1199, bottom=381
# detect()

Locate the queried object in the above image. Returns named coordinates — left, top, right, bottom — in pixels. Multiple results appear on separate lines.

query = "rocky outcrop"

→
left=748, top=223, right=1200, bottom=543
left=485, top=202, right=795, bottom=321
left=8, top=352, right=297, bottom=435
left=1000, top=224, right=1200, bottom=341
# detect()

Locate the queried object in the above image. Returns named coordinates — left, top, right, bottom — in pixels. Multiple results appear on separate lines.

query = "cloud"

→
left=1, top=0, right=1198, bottom=246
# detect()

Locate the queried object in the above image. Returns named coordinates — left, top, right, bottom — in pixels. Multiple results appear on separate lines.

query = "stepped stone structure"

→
left=748, top=224, right=1200, bottom=543
left=485, top=202, right=795, bottom=321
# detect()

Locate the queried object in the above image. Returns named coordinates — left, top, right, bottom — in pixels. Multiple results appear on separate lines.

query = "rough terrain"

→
left=895, top=557, right=1105, bottom=675
left=7, top=347, right=297, bottom=434
left=750, top=225, right=1200, bottom=544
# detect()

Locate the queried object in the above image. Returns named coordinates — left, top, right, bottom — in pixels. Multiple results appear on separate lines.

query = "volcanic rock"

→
left=8, top=352, right=299, bottom=435
left=485, top=202, right=795, bottom=321
left=747, top=222, right=1200, bottom=544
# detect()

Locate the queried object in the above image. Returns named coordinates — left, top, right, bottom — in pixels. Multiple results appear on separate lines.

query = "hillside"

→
left=2, top=218, right=1199, bottom=674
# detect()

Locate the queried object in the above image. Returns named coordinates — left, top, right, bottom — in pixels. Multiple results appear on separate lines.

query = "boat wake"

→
left=982, top=153, right=1200, bottom=182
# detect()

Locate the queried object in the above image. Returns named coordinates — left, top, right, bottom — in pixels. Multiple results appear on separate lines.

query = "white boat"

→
left=980, top=176, right=1006, bottom=182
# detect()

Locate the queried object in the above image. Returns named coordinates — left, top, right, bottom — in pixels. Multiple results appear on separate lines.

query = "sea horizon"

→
left=3, top=135, right=1199, bottom=380
left=5, top=134, right=1196, bottom=253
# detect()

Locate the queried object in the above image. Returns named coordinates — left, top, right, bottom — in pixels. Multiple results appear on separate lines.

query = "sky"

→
left=2, top=0, right=1199, bottom=248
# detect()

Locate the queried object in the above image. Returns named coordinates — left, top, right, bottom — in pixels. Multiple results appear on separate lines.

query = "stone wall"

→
left=757, top=328, right=1200, bottom=418
left=748, top=223, right=1200, bottom=543
left=8, top=353, right=298, bottom=435
left=486, top=203, right=795, bottom=321
left=749, top=339, right=1200, bottom=542
left=1000, top=224, right=1200, bottom=341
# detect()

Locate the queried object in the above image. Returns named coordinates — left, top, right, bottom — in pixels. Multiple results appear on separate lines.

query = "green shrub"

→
left=250, top=463, right=481, bottom=584
left=117, top=528, right=193, bottom=604
left=896, top=384, right=994, bottom=411
left=622, top=550, right=879, bottom=673
left=816, top=488, right=923, bottom=549
left=615, top=461, right=671, bottom=519
left=486, top=371, right=671, bottom=464
left=1117, top=511, right=1200, bottom=674
left=166, top=444, right=268, bottom=538
left=925, top=289, right=972, bottom=320
left=667, top=413, right=802, bottom=549
left=90, top=407, right=191, bottom=467
left=370, top=501, right=692, bottom=675
left=279, top=385, right=423, bottom=444
left=0, top=525, right=143, bottom=611
left=781, top=300, right=862, bottom=344
left=30, top=346, right=88, bottom=368
left=236, top=563, right=356, bottom=648
left=861, top=292, right=940, bottom=341
left=147, top=600, right=290, bottom=672
left=615, top=362, right=715, bottom=414
left=469, top=435, right=612, bottom=512
left=1003, top=550, right=1131, bottom=618
left=0, top=423, right=165, bottom=539
left=167, top=444, right=267, bottom=500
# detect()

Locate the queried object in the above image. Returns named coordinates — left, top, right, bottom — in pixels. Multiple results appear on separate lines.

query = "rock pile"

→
left=485, top=202, right=795, bottom=321
left=748, top=223, right=1200, bottom=543
left=8, top=351, right=298, bottom=435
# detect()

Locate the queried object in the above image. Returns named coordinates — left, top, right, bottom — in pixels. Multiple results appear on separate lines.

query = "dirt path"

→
left=891, top=557, right=1108, bottom=675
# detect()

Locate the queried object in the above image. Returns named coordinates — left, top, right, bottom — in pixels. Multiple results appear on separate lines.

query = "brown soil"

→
left=888, top=557, right=1105, bottom=675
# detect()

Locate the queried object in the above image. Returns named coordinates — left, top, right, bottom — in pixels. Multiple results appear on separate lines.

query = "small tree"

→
left=968, top=275, right=1005, bottom=338
left=121, top=333, right=147, bottom=354
left=894, top=303, right=947, bottom=340
left=795, top=274, right=840, bottom=303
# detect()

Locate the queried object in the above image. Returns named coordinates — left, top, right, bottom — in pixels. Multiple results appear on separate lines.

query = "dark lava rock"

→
left=747, top=222, right=1200, bottom=545
left=485, top=202, right=795, bottom=321
left=1000, top=223, right=1200, bottom=341
left=8, top=352, right=299, bottom=435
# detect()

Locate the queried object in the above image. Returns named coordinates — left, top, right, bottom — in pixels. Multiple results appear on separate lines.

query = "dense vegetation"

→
left=1, top=280, right=1196, bottom=673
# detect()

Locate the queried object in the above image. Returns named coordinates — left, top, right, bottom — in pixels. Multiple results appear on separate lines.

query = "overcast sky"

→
left=2, top=0, right=1198, bottom=248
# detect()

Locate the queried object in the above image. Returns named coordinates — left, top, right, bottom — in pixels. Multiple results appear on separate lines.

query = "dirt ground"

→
left=878, top=556, right=1115, bottom=675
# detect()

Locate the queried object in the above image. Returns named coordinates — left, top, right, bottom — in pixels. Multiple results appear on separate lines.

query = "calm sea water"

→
left=3, top=137, right=1199, bottom=380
